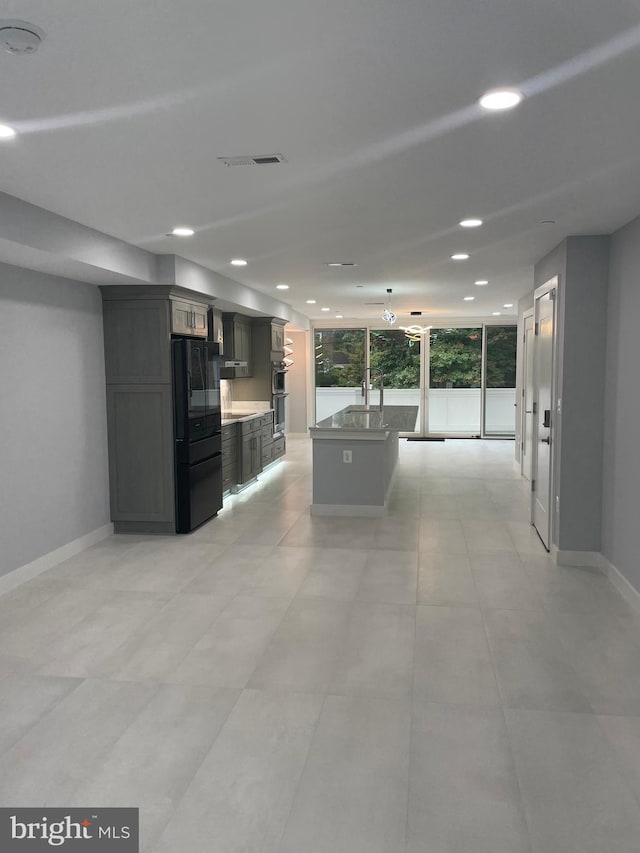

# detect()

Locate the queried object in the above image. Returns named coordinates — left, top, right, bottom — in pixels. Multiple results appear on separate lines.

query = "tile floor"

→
left=2, top=438, right=640, bottom=852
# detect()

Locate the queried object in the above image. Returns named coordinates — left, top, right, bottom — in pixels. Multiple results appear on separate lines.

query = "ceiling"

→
left=2, top=0, right=640, bottom=323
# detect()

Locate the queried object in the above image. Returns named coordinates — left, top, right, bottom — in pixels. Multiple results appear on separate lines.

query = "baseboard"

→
left=602, top=556, right=640, bottom=615
left=0, top=522, right=114, bottom=597
left=310, top=503, right=386, bottom=517
left=553, top=547, right=602, bottom=569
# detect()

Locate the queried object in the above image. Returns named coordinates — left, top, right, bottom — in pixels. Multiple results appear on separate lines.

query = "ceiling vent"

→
left=218, top=154, right=287, bottom=167
left=0, top=20, right=45, bottom=54
left=411, top=311, right=422, bottom=316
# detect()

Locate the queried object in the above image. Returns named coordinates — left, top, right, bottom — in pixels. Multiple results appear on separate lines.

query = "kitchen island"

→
left=309, top=404, right=418, bottom=516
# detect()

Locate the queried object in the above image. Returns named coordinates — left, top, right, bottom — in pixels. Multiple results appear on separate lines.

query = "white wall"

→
left=0, top=264, right=110, bottom=576
left=602, top=215, right=640, bottom=593
left=285, top=330, right=309, bottom=435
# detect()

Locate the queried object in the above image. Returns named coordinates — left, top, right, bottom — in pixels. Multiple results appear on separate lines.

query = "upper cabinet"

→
left=271, top=322, right=285, bottom=354
left=170, top=298, right=208, bottom=338
left=221, top=313, right=253, bottom=378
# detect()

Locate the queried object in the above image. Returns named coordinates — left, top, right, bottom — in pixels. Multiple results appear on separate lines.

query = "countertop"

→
left=221, top=408, right=273, bottom=426
left=311, top=405, right=419, bottom=434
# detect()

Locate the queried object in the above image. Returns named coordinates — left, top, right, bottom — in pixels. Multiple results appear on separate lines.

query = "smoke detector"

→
left=0, top=20, right=45, bottom=54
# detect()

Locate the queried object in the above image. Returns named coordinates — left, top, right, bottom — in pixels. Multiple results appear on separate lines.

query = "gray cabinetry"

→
left=103, top=299, right=171, bottom=384
left=220, top=313, right=252, bottom=378
left=271, top=322, right=285, bottom=353
left=238, top=417, right=263, bottom=484
left=106, top=385, right=174, bottom=526
left=222, top=423, right=238, bottom=493
left=171, top=298, right=208, bottom=338
left=100, top=285, right=213, bottom=534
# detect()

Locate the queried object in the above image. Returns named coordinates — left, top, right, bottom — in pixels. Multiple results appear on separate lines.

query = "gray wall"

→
left=602, top=215, right=640, bottom=590
left=0, top=263, right=110, bottom=575
left=559, top=237, right=609, bottom=552
left=532, top=237, right=609, bottom=553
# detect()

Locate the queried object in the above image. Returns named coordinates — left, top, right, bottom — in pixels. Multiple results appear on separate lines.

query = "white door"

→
left=532, top=284, right=556, bottom=549
left=521, top=313, right=535, bottom=480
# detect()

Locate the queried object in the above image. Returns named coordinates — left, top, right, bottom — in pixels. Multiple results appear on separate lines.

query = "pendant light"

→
left=382, top=288, right=397, bottom=325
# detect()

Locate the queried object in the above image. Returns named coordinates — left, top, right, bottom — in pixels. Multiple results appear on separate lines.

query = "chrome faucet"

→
left=361, top=368, right=384, bottom=410
left=361, top=367, right=371, bottom=407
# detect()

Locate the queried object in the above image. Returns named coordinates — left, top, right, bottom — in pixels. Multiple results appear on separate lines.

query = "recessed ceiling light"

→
left=479, top=88, right=523, bottom=111
left=0, top=123, right=17, bottom=139
left=306, top=299, right=317, bottom=304
left=503, top=303, right=514, bottom=308
left=326, top=262, right=357, bottom=267
left=276, top=284, right=289, bottom=290
left=474, top=280, right=489, bottom=285
left=230, top=258, right=248, bottom=266
left=170, top=226, right=194, bottom=237
left=321, top=307, right=331, bottom=312
left=463, top=296, right=475, bottom=301
left=451, top=253, right=469, bottom=261
left=492, top=311, right=501, bottom=316
left=335, top=314, right=343, bottom=319
left=459, top=218, right=483, bottom=228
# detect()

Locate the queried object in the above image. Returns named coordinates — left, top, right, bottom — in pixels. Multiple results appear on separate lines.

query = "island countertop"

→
left=310, top=404, right=419, bottom=436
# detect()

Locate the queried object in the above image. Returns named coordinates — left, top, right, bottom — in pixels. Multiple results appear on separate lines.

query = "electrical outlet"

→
left=343, top=450, right=352, bottom=464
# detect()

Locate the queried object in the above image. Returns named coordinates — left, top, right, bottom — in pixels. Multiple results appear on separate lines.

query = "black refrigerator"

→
left=172, top=338, right=223, bottom=533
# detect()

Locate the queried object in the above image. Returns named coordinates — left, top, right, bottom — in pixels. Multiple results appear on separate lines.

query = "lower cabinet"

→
left=223, top=412, right=284, bottom=495
left=222, top=423, right=238, bottom=493
left=239, top=426, right=262, bottom=484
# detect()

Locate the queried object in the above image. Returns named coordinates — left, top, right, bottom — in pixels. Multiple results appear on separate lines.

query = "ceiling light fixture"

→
left=503, top=303, right=514, bottom=308
left=474, top=280, right=489, bottom=286
left=382, top=288, right=397, bottom=325
left=335, top=314, right=343, bottom=319
left=276, top=284, right=289, bottom=290
left=306, top=299, right=317, bottom=304
left=400, top=324, right=432, bottom=341
left=0, top=123, right=16, bottom=139
left=459, top=218, right=483, bottom=228
left=326, top=262, right=357, bottom=267
left=479, top=87, right=523, bottom=111
left=321, top=307, right=331, bottom=312
left=463, top=296, right=475, bottom=301
left=170, top=226, right=194, bottom=237
left=492, top=311, right=501, bottom=316
left=451, top=253, right=469, bottom=261
left=230, top=258, right=248, bottom=266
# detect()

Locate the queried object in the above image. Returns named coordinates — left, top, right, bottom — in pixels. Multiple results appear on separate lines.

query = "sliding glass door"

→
left=314, top=328, right=366, bottom=421
left=313, top=323, right=516, bottom=437
left=369, top=328, right=421, bottom=433
left=483, top=325, right=517, bottom=435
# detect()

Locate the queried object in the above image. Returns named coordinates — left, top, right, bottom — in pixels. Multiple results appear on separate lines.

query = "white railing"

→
left=315, top=387, right=515, bottom=434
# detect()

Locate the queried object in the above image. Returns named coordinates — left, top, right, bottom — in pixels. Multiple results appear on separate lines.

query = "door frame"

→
left=520, top=308, right=535, bottom=479
left=531, top=276, right=558, bottom=549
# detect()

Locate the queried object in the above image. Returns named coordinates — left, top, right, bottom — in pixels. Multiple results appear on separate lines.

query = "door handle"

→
left=540, top=437, right=551, bottom=444
left=543, top=409, right=551, bottom=428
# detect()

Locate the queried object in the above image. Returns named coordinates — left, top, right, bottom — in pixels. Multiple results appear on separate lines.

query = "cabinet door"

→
left=236, top=321, right=253, bottom=378
left=171, top=300, right=193, bottom=336
left=171, top=300, right=209, bottom=337
left=271, top=324, right=285, bottom=352
left=103, top=300, right=171, bottom=384
left=240, top=433, right=254, bottom=483
left=106, top=384, right=174, bottom=523
left=190, top=303, right=209, bottom=338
